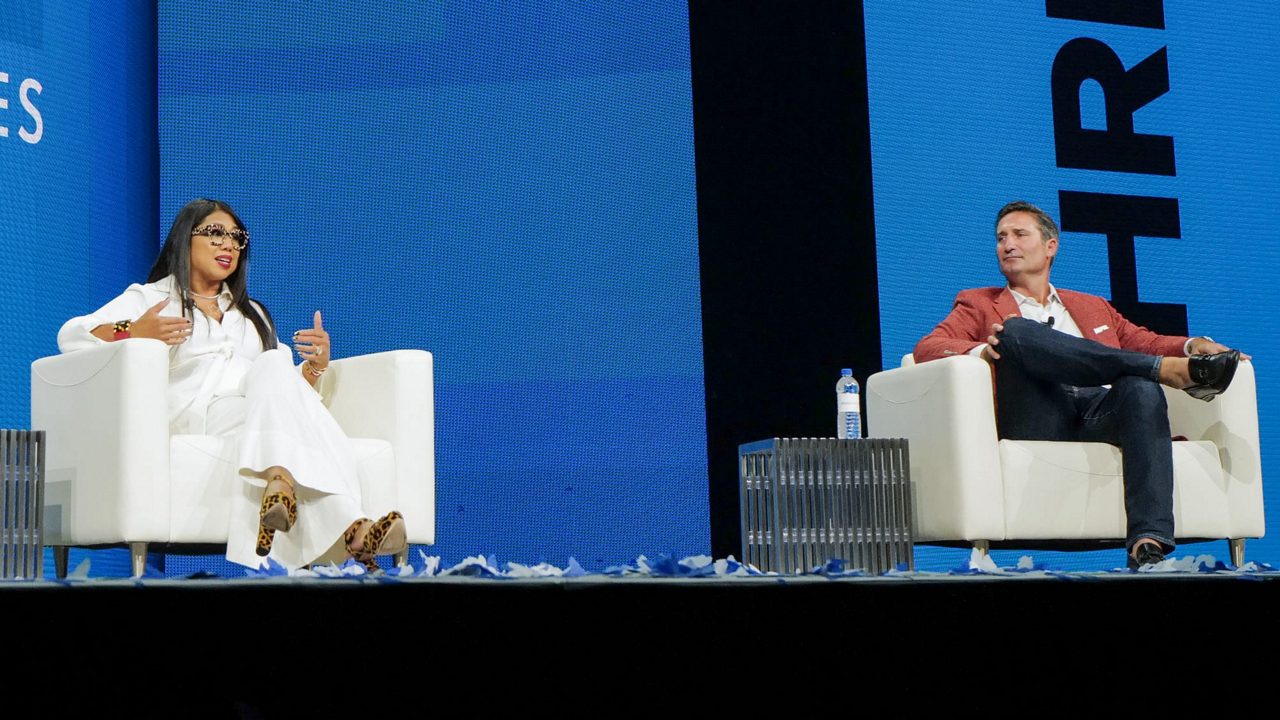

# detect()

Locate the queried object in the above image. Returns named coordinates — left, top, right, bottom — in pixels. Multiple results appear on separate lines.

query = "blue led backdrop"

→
left=865, top=1, right=1278, bottom=569
left=1, top=2, right=158, bottom=426
left=8, top=0, right=1274, bottom=576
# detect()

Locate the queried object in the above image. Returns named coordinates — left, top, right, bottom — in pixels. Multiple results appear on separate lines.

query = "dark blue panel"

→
left=158, top=1, right=708, bottom=572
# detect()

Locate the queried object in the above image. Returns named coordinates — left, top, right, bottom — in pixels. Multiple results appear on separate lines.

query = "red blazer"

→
left=914, top=287, right=1188, bottom=364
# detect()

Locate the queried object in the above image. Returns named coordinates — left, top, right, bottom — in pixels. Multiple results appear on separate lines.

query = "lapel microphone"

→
left=1044, top=316, right=1055, bottom=328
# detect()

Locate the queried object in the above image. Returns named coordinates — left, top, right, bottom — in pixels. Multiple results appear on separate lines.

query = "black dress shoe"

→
left=1127, top=543, right=1166, bottom=571
left=1185, top=350, right=1241, bottom=402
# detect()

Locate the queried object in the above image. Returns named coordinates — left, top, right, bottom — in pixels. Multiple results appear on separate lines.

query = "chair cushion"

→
left=1000, top=440, right=1229, bottom=540
left=168, top=435, right=395, bottom=543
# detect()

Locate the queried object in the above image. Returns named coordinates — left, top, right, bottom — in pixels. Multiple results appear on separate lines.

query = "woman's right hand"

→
left=131, top=299, right=192, bottom=345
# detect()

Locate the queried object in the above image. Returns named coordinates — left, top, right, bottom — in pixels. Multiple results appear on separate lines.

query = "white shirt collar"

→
left=1008, top=283, right=1063, bottom=309
left=152, top=275, right=234, bottom=307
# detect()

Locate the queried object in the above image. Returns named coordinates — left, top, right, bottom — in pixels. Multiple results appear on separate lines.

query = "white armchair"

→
left=30, top=339, right=435, bottom=577
left=866, top=354, right=1264, bottom=564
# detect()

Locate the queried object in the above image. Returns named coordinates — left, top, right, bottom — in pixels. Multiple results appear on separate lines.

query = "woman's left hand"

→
left=294, top=310, right=331, bottom=370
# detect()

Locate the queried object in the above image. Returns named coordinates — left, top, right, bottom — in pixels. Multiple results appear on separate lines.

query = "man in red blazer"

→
left=915, top=201, right=1245, bottom=570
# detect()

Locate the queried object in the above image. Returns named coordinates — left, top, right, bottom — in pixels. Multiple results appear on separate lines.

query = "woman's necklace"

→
left=190, top=291, right=224, bottom=321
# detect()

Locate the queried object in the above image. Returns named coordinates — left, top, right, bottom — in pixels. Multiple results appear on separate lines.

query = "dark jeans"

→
left=994, top=317, right=1173, bottom=552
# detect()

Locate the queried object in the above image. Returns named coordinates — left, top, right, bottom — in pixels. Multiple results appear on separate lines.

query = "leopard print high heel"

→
left=343, top=511, right=406, bottom=572
left=255, top=475, right=298, bottom=557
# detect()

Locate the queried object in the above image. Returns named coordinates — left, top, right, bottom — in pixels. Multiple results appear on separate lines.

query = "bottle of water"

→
left=836, top=368, right=861, bottom=439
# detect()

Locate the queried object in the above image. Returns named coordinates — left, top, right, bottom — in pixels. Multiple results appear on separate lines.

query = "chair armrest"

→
left=866, top=355, right=1005, bottom=541
left=1164, top=360, right=1264, bottom=536
left=321, top=350, right=435, bottom=544
left=30, top=339, right=172, bottom=544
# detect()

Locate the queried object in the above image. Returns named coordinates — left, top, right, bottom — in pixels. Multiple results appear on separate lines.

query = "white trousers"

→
left=206, top=349, right=365, bottom=569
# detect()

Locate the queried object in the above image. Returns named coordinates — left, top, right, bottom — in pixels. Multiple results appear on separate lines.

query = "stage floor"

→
left=7, top=569, right=1273, bottom=713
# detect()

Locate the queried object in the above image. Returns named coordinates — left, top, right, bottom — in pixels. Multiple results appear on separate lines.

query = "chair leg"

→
left=54, top=547, right=70, bottom=579
left=130, top=542, right=148, bottom=578
left=973, top=540, right=990, bottom=558
left=1229, top=538, right=1246, bottom=568
left=394, top=549, right=409, bottom=568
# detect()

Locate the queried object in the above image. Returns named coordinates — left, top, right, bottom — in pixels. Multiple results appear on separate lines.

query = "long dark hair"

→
left=147, top=198, right=277, bottom=351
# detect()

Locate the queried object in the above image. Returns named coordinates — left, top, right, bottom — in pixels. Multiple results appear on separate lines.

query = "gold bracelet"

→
left=305, top=361, right=328, bottom=377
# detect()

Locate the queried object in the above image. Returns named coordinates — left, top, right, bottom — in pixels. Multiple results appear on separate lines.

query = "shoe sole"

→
left=261, top=503, right=294, bottom=533
left=376, top=519, right=408, bottom=556
left=1186, top=353, right=1240, bottom=402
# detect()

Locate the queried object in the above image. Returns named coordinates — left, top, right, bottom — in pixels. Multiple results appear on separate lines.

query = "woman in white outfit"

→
left=58, top=198, right=406, bottom=571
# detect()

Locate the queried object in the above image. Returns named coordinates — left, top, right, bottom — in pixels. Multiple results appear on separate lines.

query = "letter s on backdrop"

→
left=19, top=78, right=42, bottom=144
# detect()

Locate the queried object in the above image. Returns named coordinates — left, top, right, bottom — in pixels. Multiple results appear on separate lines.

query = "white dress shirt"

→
left=967, top=284, right=1082, bottom=356
left=58, top=275, right=286, bottom=434
left=1008, top=284, right=1085, bottom=338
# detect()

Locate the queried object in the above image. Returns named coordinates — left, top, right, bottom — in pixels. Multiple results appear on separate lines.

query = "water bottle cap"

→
left=841, top=368, right=852, bottom=376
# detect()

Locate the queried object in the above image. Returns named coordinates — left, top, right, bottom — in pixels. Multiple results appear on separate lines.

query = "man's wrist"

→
left=1185, top=336, right=1215, bottom=356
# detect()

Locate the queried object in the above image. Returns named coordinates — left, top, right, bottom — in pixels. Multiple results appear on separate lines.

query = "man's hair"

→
left=995, top=200, right=1059, bottom=240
